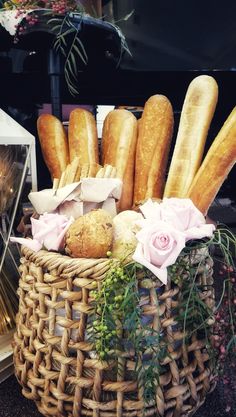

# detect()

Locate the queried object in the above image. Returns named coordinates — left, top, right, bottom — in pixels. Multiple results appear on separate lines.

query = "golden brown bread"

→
left=133, top=95, right=174, bottom=206
left=68, top=108, right=99, bottom=165
left=187, top=107, right=236, bottom=215
left=65, top=209, right=113, bottom=258
left=102, top=109, right=138, bottom=211
left=37, top=114, right=69, bottom=179
left=164, top=75, right=218, bottom=198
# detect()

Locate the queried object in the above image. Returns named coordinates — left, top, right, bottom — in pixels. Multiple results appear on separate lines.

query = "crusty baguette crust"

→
left=68, top=108, right=99, bottom=165
left=133, top=95, right=174, bottom=205
left=164, top=75, right=218, bottom=198
left=187, top=107, right=236, bottom=215
left=102, top=109, right=138, bottom=211
left=37, top=114, right=69, bottom=179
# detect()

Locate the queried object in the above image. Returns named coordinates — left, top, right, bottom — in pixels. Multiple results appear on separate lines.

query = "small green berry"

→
left=106, top=251, right=112, bottom=257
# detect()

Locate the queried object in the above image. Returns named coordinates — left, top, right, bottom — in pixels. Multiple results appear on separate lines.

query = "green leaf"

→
left=75, top=36, right=88, bottom=61
left=73, top=44, right=88, bottom=66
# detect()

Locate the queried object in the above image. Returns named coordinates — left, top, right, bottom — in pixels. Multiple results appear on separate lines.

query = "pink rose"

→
left=139, top=198, right=215, bottom=242
left=133, top=220, right=186, bottom=284
left=160, top=198, right=205, bottom=231
left=133, top=198, right=216, bottom=284
left=11, top=213, right=73, bottom=252
left=139, top=199, right=162, bottom=221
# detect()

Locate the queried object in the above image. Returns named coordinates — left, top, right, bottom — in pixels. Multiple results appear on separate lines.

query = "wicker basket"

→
left=13, top=245, right=216, bottom=417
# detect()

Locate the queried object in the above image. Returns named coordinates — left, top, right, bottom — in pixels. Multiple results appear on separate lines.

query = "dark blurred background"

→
left=0, top=0, right=235, bottom=217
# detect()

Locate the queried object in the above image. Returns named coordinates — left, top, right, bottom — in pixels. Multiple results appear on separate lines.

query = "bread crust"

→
left=65, top=209, right=113, bottom=258
left=133, top=95, right=174, bottom=205
left=187, top=107, right=236, bottom=215
left=164, top=75, right=218, bottom=198
left=37, top=114, right=69, bottom=179
left=102, top=109, right=138, bottom=211
left=68, top=108, right=99, bottom=165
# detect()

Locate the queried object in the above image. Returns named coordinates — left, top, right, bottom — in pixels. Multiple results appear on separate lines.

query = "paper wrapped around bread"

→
left=112, top=210, right=143, bottom=261
left=164, top=75, right=218, bottom=198
left=68, top=108, right=99, bottom=165
left=102, top=109, right=138, bottom=211
left=133, top=94, right=174, bottom=206
left=65, top=209, right=113, bottom=258
left=187, top=107, right=236, bottom=215
left=37, top=114, right=69, bottom=179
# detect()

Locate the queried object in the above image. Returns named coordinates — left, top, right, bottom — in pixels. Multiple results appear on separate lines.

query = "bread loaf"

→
left=112, top=210, right=143, bottom=261
left=65, top=209, right=113, bottom=258
left=164, top=75, right=218, bottom=198
left=68, top=108, right=99, bottom=165
left=102, top=109, right=138, bottom=211
left=133, top=95, right=174, bottom=206
left=37, top=114, right=69, bottom=179
left=187, top=107, right=236, bottom=215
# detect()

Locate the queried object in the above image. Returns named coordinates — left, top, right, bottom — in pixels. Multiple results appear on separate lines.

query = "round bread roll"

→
left=65, top=209, right=113, bottom=258
left=112, top=210, right=143, bottom=261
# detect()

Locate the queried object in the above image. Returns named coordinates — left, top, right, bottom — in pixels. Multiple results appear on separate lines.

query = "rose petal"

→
left=139, top=199, right=162, bottom=220
left=184, top=224, right=216, bottom=241
left=133, top=243, right=168, bottom=285
left=161, top=198, right=205, bottom=231
left=10, top=237, right=42, bottom=252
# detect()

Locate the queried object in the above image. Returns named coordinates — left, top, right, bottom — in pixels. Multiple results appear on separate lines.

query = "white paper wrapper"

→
left=28, top=178, right=123, bottom=218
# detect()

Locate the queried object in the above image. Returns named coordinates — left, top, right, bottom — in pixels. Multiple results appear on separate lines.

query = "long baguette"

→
left=68, top=108, right=99, bottom=165
left=187, top=107, right=236, bottom=215
left=164, top=75, right=218, bottom=198
left=102, top=109, right=138, bottom=211
left=37, top=114, right=69, bottom=179
left=133, top=94, right=174, bottom=205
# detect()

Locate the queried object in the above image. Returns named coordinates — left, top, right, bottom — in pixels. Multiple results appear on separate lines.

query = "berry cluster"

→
left=213, top=265, right=236, bottom=359
left=90, top=257, right=135, bottom=360
left=212, top=264, right=236, bottom=412
left=51, top=0, right=70, bottom=15
left=3, top=0, right=80, bottom=42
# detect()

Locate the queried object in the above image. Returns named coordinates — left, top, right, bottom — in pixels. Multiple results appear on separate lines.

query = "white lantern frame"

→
left=0, top=108, right=37, bottom=273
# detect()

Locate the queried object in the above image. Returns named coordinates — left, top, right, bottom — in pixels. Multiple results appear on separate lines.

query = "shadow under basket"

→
left=13, top=245, right=216, bottom=417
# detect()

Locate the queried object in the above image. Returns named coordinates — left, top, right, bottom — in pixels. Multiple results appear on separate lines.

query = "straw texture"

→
left=13, top=246, right=216, bottom=417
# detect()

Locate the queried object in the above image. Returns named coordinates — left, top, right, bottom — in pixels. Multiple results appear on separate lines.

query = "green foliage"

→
left=89, top=227, right=236, bottom=409
left=48, top=13, right=88, bottom=96
left=47, top=13, right=131, bottom=96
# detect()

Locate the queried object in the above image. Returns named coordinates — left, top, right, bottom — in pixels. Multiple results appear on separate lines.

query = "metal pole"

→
left=48, top=49, right=62, bottom=119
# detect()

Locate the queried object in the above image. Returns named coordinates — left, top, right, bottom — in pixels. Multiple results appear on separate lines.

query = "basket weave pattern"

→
left=14, top=246, right=216, bottom=417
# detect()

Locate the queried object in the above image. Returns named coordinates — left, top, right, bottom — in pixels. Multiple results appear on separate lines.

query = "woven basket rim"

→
left=21, top=246, right=112, bottom=277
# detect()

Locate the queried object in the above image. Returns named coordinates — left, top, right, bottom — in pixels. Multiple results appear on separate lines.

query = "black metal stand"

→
left=48, top=49, right=62, bottom=119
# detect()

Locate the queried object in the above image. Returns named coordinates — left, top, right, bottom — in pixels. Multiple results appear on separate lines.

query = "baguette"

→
left=164, top=75, right=218, bottom=198
left=68, top=108, right=99, bottom=165
left=133, top=95, right=174, bottom=205
left=187, top=107, right=236, bottom=215
left=37, top=114, right=69, bottom=179
left=102, top=109, right=138, bottom=211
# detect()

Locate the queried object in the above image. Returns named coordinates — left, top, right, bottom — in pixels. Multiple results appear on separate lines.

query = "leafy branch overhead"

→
left=49, top=14, right=88, bottom=96
left=47, top=12, right=131, bottom=96
left=0, top=0, right=131, bottom=96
